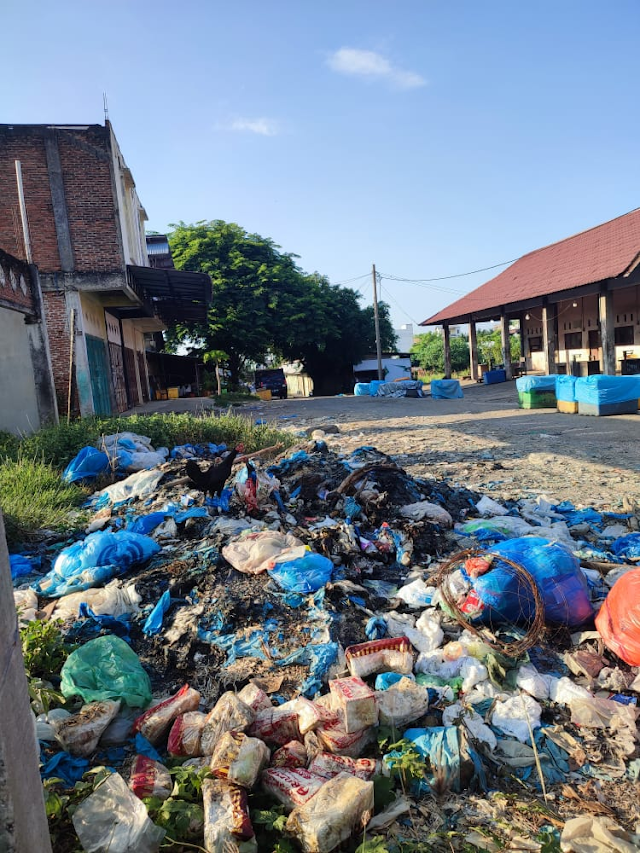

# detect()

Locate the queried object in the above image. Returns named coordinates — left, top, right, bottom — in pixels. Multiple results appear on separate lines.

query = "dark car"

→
left=254, top=368, right=288, bottom=399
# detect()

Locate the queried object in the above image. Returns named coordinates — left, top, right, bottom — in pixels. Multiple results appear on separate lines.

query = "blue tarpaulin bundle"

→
left=575, top=375, right=640, bottom=405
left=516, top=375, right=559, bottom=392
left=555, top=375, right=578, bottom=402
left=431, top=379, right=464, bottom=399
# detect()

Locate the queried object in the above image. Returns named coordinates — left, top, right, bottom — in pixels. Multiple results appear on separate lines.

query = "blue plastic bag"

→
left=143, top=590, right=172, bottom=636
left=33, top=531, right=160, bottom=598
left=611, top=533, right=640, bottom=561
left=268, top=552, right=333, bottom=593
left=62, top=447, right=110, bottom=483
left=9, top=553, right=40, bottom=581
left=471, top=537, right=594, bottom=628
left=127, top=512, right=167, bottom=535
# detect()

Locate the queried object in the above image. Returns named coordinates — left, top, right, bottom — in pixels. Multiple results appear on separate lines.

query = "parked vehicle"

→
left=254, top=368, right=288, bottom=399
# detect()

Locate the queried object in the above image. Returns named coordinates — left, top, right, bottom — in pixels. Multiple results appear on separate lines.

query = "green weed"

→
left=0, top=455, right=86, bottom=546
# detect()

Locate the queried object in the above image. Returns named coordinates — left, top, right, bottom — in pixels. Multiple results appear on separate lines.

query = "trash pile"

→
left=10, top=431, right=640, bottom=851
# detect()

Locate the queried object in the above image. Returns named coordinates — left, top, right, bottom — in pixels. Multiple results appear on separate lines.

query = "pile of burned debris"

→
left=10, top=434, right=640, bottom=852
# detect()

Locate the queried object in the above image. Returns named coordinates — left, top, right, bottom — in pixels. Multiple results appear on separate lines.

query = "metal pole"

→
left=15, top=160, right=33, bottom=263
left=372, top=264, right=383, bottom=381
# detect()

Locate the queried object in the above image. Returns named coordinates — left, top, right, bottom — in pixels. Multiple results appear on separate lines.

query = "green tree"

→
left=477, top=327, right=521, bottom=367
left=168, top=221, right=307, bottom=386
left=167, top=221, right=398, bottom=394
left=411, top=332, right=469, bottom=373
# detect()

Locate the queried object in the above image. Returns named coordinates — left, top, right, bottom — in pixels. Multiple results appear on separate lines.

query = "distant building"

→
left=394, top=323, right=415, bottom=352
left=422, top=209, right=640, bottom=379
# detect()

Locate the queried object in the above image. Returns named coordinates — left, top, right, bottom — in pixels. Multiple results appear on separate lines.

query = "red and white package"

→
left=249, top=701, right=301, bottom=747
left=209, top=731, right=270, bottom=789
left=308, top=751, right=380, bottom=781
left=203, top=778, right=257, bottom=852
left=133, top=684, right=201, bottom=745
left=296, top=697, right=338, bottom=735
left=329, top=677, right=378, bottom=733
left=286, top=773, right=374, bottom=853
left=237, top=683, right=272, bottom=714
left=129, top=755, right=172, bottom=800
left=261, top=767, right=325, bottom=811
left=270, top=740, right=308, bottom=769
left=167, top=711, right=207, bottom=756
left=345, top=637, right=413, bottom=679
left=315, top=717, right=374, bottom=758
left=200, top=692, right=255, bottom=755
left=460, top=589, right=485, bottom=618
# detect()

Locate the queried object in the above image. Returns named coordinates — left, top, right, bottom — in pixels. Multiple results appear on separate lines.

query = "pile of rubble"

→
left=10, top=433, right=640, bottom=852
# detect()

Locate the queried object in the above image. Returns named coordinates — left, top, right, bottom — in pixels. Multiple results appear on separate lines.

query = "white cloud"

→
left=228, top=117, right=280, bottom=136
left=327, top=47, right=426, bottom=90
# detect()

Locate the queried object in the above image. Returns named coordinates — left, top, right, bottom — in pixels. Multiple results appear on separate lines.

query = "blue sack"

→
left=33, top=531, right=160, bottom=598
left=62, top=447, right=110, bottom=483
left=268, top=552, right=333, bottom=593
left=472, top=537, right=594, bottom=628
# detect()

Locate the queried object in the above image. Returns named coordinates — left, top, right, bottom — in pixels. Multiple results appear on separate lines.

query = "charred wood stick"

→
left=336, top=462, right=402, bottom=495
left=236, top=442, right=284, bottom=464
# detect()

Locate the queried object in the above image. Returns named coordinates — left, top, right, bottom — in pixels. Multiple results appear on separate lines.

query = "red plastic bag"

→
left=595, top=570, right=640, bottom=666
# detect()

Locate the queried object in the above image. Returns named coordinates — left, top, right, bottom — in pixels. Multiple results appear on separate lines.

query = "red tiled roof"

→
left=423, top=209, right=640, bottom=325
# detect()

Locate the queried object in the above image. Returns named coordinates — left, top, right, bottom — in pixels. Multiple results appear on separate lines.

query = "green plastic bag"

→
left=61, top=635, right=152, bottom=707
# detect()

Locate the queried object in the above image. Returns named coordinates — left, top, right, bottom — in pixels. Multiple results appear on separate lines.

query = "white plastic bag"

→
left=376, top=679, right=430, bottom=728
left=13, top=588, right=38, bottom=623
left=53, top=580, right=141, bottom=620
left=400, top=501, right=453, bottom=527
left=491, top=694, right=541, bottom=742
left=394, top=579, right=436, bottom=608
left=203, top=779, right=258, bottom=852
left=222, top=530, right=303, bottom=575
left=72, top=772, right=165, bottom=852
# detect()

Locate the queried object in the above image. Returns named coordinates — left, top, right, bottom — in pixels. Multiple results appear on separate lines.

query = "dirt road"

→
left=138, top=381, right=640, bottom=508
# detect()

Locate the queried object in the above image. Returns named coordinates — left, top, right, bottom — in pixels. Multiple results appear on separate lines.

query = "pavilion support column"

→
left=500, top=312, right=512, bottom=379
left=599, top=288, right=616, bottom=375
left=542, top=302, right=557, bottom=375
left=443, top=324, right=452, bottom=379
left=468, top=319, right=479, bottom=380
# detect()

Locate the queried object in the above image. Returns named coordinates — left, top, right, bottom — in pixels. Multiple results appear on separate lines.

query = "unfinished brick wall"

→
left=57, top=128, right=123, bottom=272
left=0, top=126, right=60, bottom=268
left=0, top=125, right=124, bottom=273
left=40, top=290, right=77, bottom=414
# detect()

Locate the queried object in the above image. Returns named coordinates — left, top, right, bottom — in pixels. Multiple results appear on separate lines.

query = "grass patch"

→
left=0, top=456, right=86, bottom=547
left=21, top=410, right=294, bottom=468
left=0, top=411, right=294, bottom=544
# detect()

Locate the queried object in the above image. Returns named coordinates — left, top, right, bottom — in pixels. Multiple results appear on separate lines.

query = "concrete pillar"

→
left=443, top=324, right=452, bottom=379
left=500, top=313, right=513, bottom=380
left=469, top=320, right=479, bottom=380
left=599, top=289, right=616, bottom=375
left=0, top=511, right=53, bottom=853
left=542, top=303, right=557, bottom=374
left=65, top=290, right=94, bottom=417
left=519, top=314, right=526, bottom=360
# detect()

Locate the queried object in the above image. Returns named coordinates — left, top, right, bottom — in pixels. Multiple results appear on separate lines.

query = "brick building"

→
left=0, top=122, right=210, bottom=418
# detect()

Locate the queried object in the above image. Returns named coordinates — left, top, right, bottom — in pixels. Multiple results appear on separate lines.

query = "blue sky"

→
left=3, top=1, right=640, bottom=328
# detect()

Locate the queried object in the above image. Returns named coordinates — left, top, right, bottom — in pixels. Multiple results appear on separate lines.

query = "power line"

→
left=379, top=281, right=421, bottom=326
left=378, top=257, right=518, bottom=285
left=331, top=272, right=371, bottom=286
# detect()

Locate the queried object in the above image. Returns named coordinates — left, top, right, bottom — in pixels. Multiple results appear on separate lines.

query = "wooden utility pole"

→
left=372, top=264, right=383, bottom=381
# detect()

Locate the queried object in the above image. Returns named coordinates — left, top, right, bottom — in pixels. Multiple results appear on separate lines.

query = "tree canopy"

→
left=167, top=220, right=397, bottom=392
